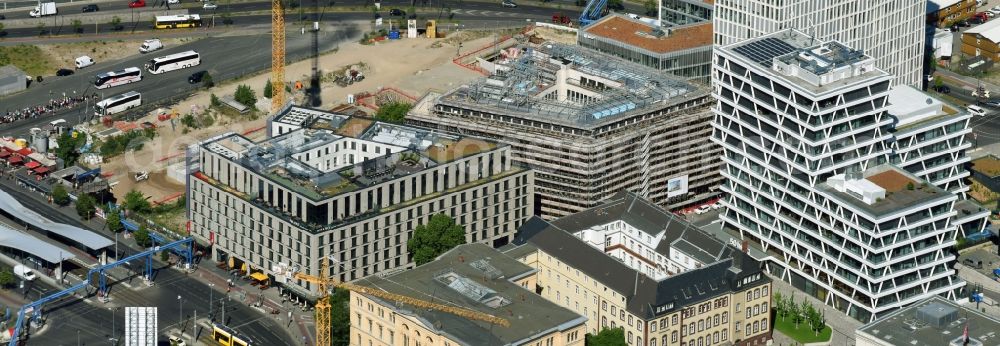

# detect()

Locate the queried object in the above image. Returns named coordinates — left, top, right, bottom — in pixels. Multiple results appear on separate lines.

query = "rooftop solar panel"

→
left=733, top=37, right=798, bottom=67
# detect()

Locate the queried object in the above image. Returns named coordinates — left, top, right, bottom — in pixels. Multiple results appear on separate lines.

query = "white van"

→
left=75, top=56, right=95, bottom=69
left=13, top=265, right=36, bottom=281
left=967, top=104, right=987, bottom=116
left=139, top=39, right=163, bottom=53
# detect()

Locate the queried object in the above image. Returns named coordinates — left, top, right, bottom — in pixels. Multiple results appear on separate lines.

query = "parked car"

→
left=128, top=0, right=146, bottom=8
left=970, top=17, right=985, bottom=24
left=203, top=2, right=217, bottom=9
left=74, top=55, right=94, bottom=69
left=501, top=0, right=517, bottom=7
left=987, top=11, right=997, bottom=17
left=167, top=336, right=187, bottom=346
left=82, top=4, right=99, bottom=12
left=56, top=68, right=74, bottom=76
left=710, top=201, right=724, bottom=210
left=693, top=205, right=711, bottom=215
left=188, top=70, right=207, bottom=84
left=13, top=265, right=36, bottom=281
left=168, top=0, right=180, bottom=3
left=986, top=100, right=1000, bottom=108
left=933, top=85, right=951, bottom=94
left=389, top=8, right=405, bottom=16
left=968, top=104, right=987, bottom=116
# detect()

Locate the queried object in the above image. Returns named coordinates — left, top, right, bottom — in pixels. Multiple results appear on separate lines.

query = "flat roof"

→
left=437, top=43, right=701, bottom=129
left=354, top=243, right=585, bottom=345
left=928, top=0, right=964, bottom=12
left=584, top=15, right=712, bottom=54
left=887, top=85, right=965, bottom=130
left=723, top=29, right=887, bottom=94
left=965, top=18, right=1000, bottom=43
left=857, top=296, right=1000, bottom=346
left=971, top=155, right=1000, bottom=178
left=820, top=165, right=950, bottom=217
left=0, top=223, right=77, bottom=263
left=207, top=106, right=501, bottom=201
left=0, top=189, right=113, bottom=251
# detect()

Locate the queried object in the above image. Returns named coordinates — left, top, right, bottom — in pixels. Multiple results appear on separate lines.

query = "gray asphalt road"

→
left=929, top=79, right=1000, bottom=146
left=0, top=26, right=353, bottom=137
left=25, top=266, right=295, bottom=346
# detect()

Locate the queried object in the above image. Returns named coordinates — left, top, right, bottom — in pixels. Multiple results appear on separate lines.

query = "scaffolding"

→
left=443, top=43, right=695, bottom=128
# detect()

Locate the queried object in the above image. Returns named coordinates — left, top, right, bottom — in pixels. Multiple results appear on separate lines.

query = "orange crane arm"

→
left=291, top=273, right=510, bottom=327
left=340, top=282, right=511, bottom=328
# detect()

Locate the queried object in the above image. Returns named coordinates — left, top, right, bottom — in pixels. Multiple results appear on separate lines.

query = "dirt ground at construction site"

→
left=101, top=30, right=530, bottom=208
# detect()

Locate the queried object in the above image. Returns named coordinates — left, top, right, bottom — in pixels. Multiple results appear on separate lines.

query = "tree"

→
left=0, top=23, right=6, bottom=36
left=52, top=184, right=70, bottom=205
left=36, top=22, right=46, bottom=36
left=788, top=297, right=800, bottom=327
left=234, top=84, right=257, bottom=109
left=607, top=0, right=624, bottom=10
left=202, top=72, right=215, bottom=88
left=0, top=268, right=14, bottom=288
left=160, top=250, right=169, bottom=262
left=134, top=225, right=152, bottom=248
left=797, top=300, right=809, bottom=327
left=110, top=16, right=123, bottom=31
left=264, top=79, right=274, bottom=99
left=374, top=102, right=412, bottom=124
left=72, top=19, right=83, bottom=33
left=585, top=327, right=627, bottom=346
left=76, top=193, right=96, bottom=220
left=806, top=304, right=825, bottom=336
left=643, top=0, right=657, bottom=16
left=55, top=131, right=87, bottom=165
left=329, top=288, right=351, bottom=346
left=406, top=214, right=465, bottom=266
left=773, top=292, right=785, bottom=320
left=123, top=189, right=152, bottom=214
left=934, top=76, right=943, bottom=90
left=107, top=209, right=123, bottom=233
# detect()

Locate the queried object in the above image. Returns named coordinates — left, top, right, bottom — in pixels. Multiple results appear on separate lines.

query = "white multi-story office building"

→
left=187, top=106, right=534, bottom=295
left=712, top=30, right=969, bottom=322
left=712, top=0, right=927, bottom=87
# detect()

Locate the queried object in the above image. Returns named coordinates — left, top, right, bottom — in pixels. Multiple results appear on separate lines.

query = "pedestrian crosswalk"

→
left=449, top=9, right=528, bottom=17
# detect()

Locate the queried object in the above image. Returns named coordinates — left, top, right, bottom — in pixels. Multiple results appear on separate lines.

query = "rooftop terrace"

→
left=822, top=165, right=951, bottom=217
left=203, top=107, right=500, bottom=201
left=437, top=43, right=699, bottom=129
left=583, top=15, right=712, bottom=55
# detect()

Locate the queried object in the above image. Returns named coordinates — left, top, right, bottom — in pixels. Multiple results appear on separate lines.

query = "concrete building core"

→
left=410, top=43, right=722, bottom=220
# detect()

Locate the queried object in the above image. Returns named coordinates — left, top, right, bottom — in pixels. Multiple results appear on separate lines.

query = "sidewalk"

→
left=194, top=261, right=317, bottom=346
left=767, top=275, right=862, bottom=346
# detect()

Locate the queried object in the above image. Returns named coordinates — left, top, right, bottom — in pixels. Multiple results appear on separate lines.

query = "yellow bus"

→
left=211, top=323, right=252, bottom=346
left=154, top=14, right=202, bottom=29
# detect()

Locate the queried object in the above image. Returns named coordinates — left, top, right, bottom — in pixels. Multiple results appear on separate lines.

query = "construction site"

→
left=409, top=42, right=723, bottom=219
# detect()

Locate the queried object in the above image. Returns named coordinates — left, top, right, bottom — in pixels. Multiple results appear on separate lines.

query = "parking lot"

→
left=959, top=246, right=1000, bottom=279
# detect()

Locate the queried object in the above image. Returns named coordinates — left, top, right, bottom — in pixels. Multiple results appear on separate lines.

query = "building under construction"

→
left=409, top=43, right=721, bottom=219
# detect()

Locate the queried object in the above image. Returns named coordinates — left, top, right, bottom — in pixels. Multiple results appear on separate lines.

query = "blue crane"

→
left=579, top=0, right=610, bottom=27
left=7, top=237, right=194, bottom=346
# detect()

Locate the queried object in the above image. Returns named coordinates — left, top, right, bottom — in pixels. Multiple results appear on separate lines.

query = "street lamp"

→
left=209, top=283, right=215, bottom=319
left=177, top=295, right=183, bottom=331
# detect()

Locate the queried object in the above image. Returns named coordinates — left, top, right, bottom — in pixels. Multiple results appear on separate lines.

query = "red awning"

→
left=24, top=161, right=40, bottom=169
left=16, top=148, right=31, bottom=156
left=33, top=166, right=50, bottom=174
left=7, top=156, right=22, bottom=164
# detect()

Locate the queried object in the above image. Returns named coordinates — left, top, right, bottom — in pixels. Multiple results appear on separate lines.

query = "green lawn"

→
left=0, top=44, right=55, bottom=76
left=773, top=316, right=832, bottom=344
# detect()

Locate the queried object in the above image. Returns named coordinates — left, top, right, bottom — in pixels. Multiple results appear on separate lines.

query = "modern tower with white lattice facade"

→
left=712, top=29, right=968, bottom=322
left=712, top=0, right=927, bottom=88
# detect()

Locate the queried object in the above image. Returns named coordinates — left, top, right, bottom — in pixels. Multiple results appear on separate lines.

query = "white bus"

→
left=145, top=50, right=200, bottom=74
left=95, top=91, right=142, bottom=117
left=94, top=67, right=143, bottom=89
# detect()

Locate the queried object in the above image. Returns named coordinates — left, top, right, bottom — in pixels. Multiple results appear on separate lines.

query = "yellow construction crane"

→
left=293, top=259, right=510, bottom=346
left=271, top=0, right=286, bottom=113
